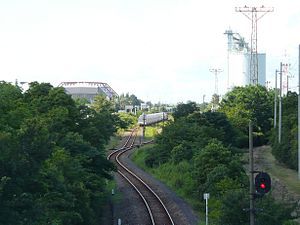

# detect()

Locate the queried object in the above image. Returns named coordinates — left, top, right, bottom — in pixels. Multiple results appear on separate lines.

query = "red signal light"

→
left=255, top=172, right=271, bottom=194
left=260, top=183, right=266, bottom=189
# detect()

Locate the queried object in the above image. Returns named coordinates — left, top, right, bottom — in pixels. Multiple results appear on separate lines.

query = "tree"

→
left=186, top=111, right=238, bottom=146
left=0, top=82, right=27, bottom=130
left=193, top=139, right=233, bottom=189
left=116, top=93, right=143, bottom=110
left=0, top=82, right=116, bottom=224
left=219, top=85, right=273, bottom=145
left=116, top=112, right=137, bottom=129
left=218, top=190, right=249, bottom=225
left=173, top=101, right=198, bottom=120
left=271, top=91, right=298, bottom=169
left=170, top=142, right=193, bottom=163
left=91, top=95, right=114, bottom=113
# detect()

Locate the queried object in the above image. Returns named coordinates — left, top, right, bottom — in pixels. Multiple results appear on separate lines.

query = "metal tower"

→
left=209, top=68, right=223, bottom=95
left=235, top=5, right=273, bottom=85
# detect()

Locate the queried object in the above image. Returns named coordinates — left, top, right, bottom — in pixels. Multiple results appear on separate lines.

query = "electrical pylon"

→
left=209, top=68, right=223, bottom=95
left=235, top=5, right=273, bottom=85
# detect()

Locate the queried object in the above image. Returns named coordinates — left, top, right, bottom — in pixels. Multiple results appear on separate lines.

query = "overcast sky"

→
left=0, top=0, right=299, bottom=103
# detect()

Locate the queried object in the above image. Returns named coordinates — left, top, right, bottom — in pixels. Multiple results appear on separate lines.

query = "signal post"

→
left=248, top=122, right=271, bottom=225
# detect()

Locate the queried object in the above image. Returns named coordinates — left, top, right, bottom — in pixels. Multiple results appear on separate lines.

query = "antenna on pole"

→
left=235, top=5, right=274, bottom=85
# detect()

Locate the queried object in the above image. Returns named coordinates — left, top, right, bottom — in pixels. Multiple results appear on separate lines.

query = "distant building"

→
left=140, top=103, right=149, bottom=111
left=125, top=105, right=134, bottom=113
left=225, top=29, right=266, bottom=90
left=228, top=53, right=266, bottom=88
left=58, top=81, right=118, bottom=103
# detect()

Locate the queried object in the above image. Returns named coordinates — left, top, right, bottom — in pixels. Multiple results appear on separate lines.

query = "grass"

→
left=144, top=126, right=159, bottom=140
left=105, top=134, right=122, bottom=150
left=131, top=144, right=154, bottom=171
left=138, top=123, right=162, bottom=142
left=259, top=146, right=300, bottom=195
left=105, top=129, right=128, bottom=151
left=106, top=180, right=123, bottom=203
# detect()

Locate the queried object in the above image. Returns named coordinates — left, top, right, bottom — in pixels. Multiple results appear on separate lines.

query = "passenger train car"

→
left=137, top=112, right=168, bottom=126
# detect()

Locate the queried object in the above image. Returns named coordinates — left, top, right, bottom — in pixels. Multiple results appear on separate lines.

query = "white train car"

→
left=138, top=112, right=168, bottom=126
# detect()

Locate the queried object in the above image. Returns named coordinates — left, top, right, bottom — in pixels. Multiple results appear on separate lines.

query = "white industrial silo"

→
left=228, top=52, right=247, bottom=88
left=225, top=29, right=266, bottom=90
left=243, top=53, right=266, bottom=86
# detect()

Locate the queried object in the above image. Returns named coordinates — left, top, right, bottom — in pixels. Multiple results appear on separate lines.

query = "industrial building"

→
left=225, top=29, right=266, bottom=89
left=58, top=81, right=118, bottom=103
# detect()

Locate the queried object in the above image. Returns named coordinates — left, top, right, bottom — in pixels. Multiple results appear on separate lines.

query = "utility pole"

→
left=282, top=63, right=291, bottom=94
left=224, top=29, right=233, bottom=91
left=249, top=121, right=255, bottom=225
left=235, top=5, right=273, bottom=85
left=279, top=63, right=283, bottom=143
left=142, top=113, right=146, bottom=144
left=298, top=44, right=300, bottom=179
left=274, top=70, right=278, bottom=128
left=209, top=68, right=223, bottom=95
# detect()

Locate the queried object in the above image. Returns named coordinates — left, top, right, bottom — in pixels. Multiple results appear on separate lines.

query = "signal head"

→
left=255, top=172, right=271, bottom=194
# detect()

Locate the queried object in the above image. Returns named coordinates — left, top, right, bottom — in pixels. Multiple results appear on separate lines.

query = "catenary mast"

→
left=236, top=5, right=273, bottom=225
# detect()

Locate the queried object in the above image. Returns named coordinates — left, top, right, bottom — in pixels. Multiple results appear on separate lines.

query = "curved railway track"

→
left=108, top=128, right=175, bottom=225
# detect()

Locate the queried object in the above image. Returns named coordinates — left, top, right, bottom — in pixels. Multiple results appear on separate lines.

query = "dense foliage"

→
left=219, top=85, right=273, bottom=146
left=172, top=101, right=198, bottom=120
left=133, top=98, right=295, bottom=225
left=0, top=82, right=116, bottom=225
left=270, top=91, right=298, bottom=170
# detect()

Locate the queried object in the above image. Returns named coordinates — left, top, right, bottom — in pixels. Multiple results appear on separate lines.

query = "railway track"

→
left=108, top=128, right=175, bottom=225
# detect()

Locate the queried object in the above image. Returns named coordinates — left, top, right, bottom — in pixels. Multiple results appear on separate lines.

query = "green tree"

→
left=218, top=190, right=249, bottom=225
left=116, top=112, right=137, bottom=129
left=219, top=85, right=273, bottom=146
left=170, top=142, right=193, bottom=163
left=173, top=101, right=198, bottom=120
left=193, top=139, right=233, bottom=191
left=116, top=93, right=143, bottom=110
left=91, top=94, right=114, bottom=113
left=271, top=91, right=298, bottom=169
left=0, top=82, right=27, bottom=130
left=0, top=82, right=116, bottom=224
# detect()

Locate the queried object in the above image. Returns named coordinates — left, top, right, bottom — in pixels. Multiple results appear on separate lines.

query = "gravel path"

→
left=112, top=139, right=200, bottom=225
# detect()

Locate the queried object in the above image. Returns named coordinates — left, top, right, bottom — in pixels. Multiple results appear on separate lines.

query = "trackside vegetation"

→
left=1, top=81, right=298, bottom=224
left=132, top=85, right=298, bottom=225
left=0, top=81, right=127, bottom=225
left=270, top=91, right=298, bottom=170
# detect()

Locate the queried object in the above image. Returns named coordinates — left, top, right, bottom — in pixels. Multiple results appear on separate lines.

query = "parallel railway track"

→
left=108, top=128, right=175, bottom=225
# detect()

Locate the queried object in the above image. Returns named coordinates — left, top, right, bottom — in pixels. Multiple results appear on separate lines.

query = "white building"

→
left=225, top=29, right=266, bottom=90
left=228, top=52, right=266, bottom=88
left=58, top=81, right=118, bottom=103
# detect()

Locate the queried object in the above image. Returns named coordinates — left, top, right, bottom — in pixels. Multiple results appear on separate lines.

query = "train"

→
left=137, top=112, right=168, bottom=126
